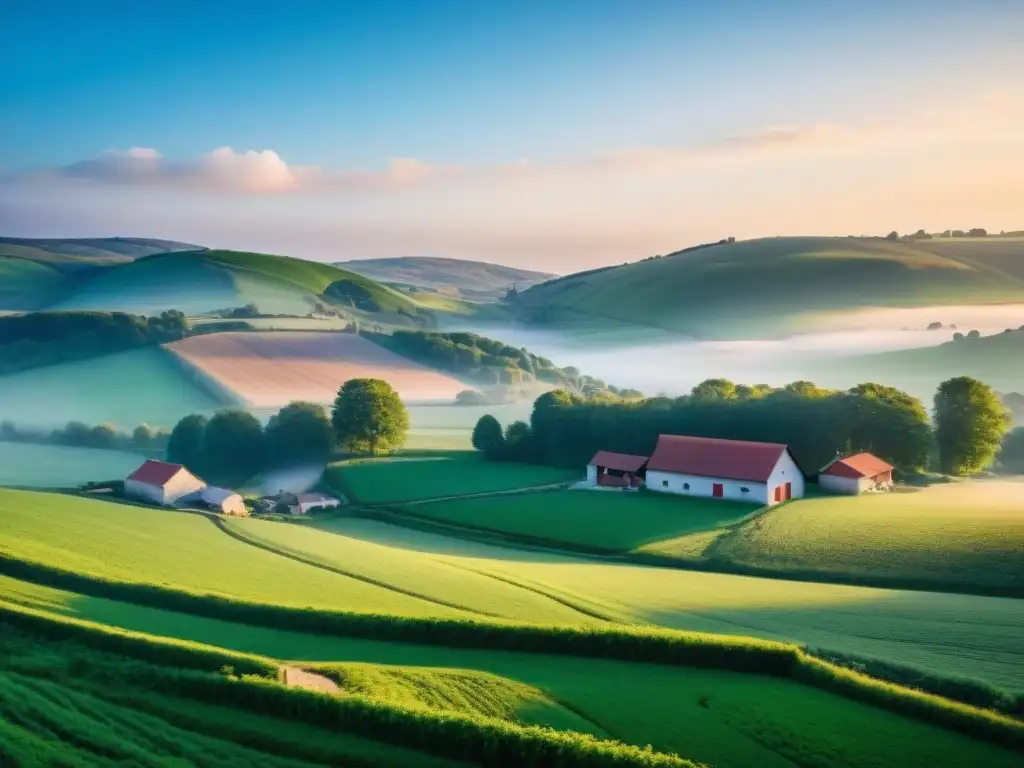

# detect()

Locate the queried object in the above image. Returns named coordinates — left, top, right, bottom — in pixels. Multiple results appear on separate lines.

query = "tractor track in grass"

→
left=205, top=515, right=505, bottom=619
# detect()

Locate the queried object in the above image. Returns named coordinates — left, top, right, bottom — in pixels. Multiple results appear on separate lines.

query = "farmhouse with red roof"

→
left=645, top=435, right=804, bottom=505
left=125, top=459, right=206, bottom=506
left=819, top=452, right=894, bottom=495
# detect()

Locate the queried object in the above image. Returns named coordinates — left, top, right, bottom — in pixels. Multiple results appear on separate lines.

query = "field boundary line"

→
left=401, top=482, right=574, bottom=506
left=207, top=516, right=506, bottom=619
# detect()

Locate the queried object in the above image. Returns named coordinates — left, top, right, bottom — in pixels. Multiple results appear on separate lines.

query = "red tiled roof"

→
left=588, top=451, right=649, bottom=473
left=126, top=459, right=188, bottom=487
left=822, top=452, right=894, bottom=479
left=647, top=435, right=789, bottom=483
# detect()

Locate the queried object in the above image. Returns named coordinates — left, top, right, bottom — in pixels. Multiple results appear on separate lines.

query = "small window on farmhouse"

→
left=683, top=483, right=690, bottom=490
left=740, top=487, right=750, bottom=493
left=662, top=480, right=669, bottom=488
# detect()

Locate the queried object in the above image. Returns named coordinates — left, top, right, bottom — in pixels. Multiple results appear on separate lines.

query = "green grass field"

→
left=0, top=583, right=1016, bottom=768
left=0, top=443, right=146, bottom=488
left=712, top=482, right=1024, bottom=591
left=0, top=256, right=70, bottom=310
left=327, top=453, right=578, bottom=503
left=0, top=489, right=468, bottom=619
left=513, top=236, right=1024, bottom=339
left=405, top=489, right=758, bottom=550
left=0, top=346, right=224, bottom=429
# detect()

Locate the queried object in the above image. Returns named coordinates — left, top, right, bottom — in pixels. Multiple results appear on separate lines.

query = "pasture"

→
left=405, top=489, right=758, bottom=550
left=0, top=581, right=1017, bottom=768
left=0, top=489, right=467, bottom=619
left=0, top=256, right=69, bottom=310
left=169, top=331, right=467, bottom=408
left=328, top=452, right=577, bottom=503
left=713, top=481, right=1024, bottom=591
left=0, top=346, right=223, bottom=429
left=0, top=443, right=145, bottom=488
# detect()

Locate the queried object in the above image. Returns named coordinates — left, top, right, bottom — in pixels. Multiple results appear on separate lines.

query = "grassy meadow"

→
left=404, top=489, right=758, bottom=550
left=0, top=346, right=223, bottom=429
left=0, top=587, right=1018, bottom=768
left=710, top=482, right=1024, bottom=591
left=0, top=256, right=69, bottom=310
left=327, top=453, right=578, bottom=503
left=0, top=443, right=146, bottom=488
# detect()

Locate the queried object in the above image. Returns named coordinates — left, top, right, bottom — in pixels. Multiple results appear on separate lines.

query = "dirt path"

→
left=281, top=666, right=342, bottom=695
left=402, top=482, right=572, bottom=506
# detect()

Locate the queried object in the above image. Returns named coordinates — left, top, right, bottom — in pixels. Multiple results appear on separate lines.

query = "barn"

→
left=645, top=435, right=804, bottom=505
left=819, top=452, right=894, bottom=495
left=125, top=460, right=206, bottom=506
left=295, top=492, right=341, bottom=514
left=586, top=451, right=648, bottom=488
left=200, top=486, right=248, bottom=516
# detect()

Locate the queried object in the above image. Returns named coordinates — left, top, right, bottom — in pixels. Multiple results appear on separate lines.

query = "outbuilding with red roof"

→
left=586, top=450, right=649, bottom=489
left=125, top=459, right=206, bottom=506
left=819, top=452, right=894, bottom=495
left=645, top=435, right=804, bottom=505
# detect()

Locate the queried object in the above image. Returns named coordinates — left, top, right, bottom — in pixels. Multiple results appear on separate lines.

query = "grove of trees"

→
left=1, top=419, right=169, bottom=454
left=0, top=311, right=188, bottom=374
left=471, top=376, right=1009, bottom=478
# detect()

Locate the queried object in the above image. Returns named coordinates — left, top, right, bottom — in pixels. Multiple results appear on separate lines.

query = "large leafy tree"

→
left=471, top=414, right=505, bottom=457
left=934, top=377, right=1010, bottom=475
left=846, top=383, right=932, bottom=472
left=690, top=378, right=737, bottom=401
left=201, top=410, right=266, bottom=484
left=332, top=378, right=409, bottom=455
left=167, top=414, right=207, bottom=472
left=265, top=401, right=334, bottom=467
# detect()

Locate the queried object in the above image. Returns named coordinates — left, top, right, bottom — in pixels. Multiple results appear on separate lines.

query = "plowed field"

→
left=168, top=332, right=466, bottom=407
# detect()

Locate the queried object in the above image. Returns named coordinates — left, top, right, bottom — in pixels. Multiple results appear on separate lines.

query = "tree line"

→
left=0, top=419, right=170, bottom=454
left=473, top=376, right=1012, bottom=477
left=368, top=329, right=640, bottom=399
left=0, top=311, right=188, bottom=374
left=167, top=378, right=409, bottom=485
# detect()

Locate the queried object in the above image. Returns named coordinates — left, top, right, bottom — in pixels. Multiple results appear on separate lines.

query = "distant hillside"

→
left=511, top=236, right=1024, bottom=340
left=45, top=249, right=434, bottom=326
left=338, top=256, right=554, bottom=302
left=0, top=236, right=199, bottom=271
left=825, top=327, right=1024, bottom=398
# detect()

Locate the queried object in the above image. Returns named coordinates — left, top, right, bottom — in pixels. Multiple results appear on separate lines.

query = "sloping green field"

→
left=403, top=489, right=758, bottom=550
left=328, top=453, right=578, bottom=503
left=0, top=256, right=70, bottom=310
left=0, top=583, right=1017, bottom=768
left=711, top=482, right=1024, bottom=591
left=0, top=443, right=146, bottom=488
left=0, top=346, right=223, bottom=429
left=514, top=236, right=1024, bottom=339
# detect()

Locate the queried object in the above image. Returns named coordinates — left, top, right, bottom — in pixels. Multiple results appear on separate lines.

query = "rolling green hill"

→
left=339, top=256, right=555, bottom=302
left=824, top=327, right=1024, bottom=396
left=49, top=249, right=427, bottom=318
left=512, top=236, right=1024, bottom=339
left=0, top=257, right=70, bottom=309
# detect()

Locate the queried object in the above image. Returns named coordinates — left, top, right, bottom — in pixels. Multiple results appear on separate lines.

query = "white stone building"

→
left=124, top=460, right=206, bottom=506
left=645, top=435, right=804, bottom=505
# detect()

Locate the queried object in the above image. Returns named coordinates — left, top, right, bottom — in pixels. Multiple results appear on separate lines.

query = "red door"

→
left=784, top=482, right=792, bottom=500
left=712, top=483, right=723, bottom=498
left=774, top=486, right=782, bottom=503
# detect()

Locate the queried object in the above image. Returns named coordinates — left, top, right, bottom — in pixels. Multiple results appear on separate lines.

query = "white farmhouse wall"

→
left=765, top=452, right=805, bottom=502
left=125, top=479, right=166, bottom=505
left=586, top=465, right=597, bottom=485
left=819, top=474, right=865, bottom=495
left=163, top=469, right=206, bottom=505
left=297, top=499, right=341, bottom=514
left=646, top=470, right=768, bottom=504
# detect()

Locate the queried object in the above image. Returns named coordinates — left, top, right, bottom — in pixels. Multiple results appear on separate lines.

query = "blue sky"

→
left=2, top=1, right=1023, bottom=269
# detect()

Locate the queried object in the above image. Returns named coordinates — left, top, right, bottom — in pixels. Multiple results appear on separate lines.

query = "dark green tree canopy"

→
left=167, top=414, right=208, bottom=472
left=332, top=378, right=409, bottom=455
left=996, top=428, right=1024, bottom=474
left=265, top=401, right=334, bottom=467
left=201, top=409, right=266, bottom=484
left=935, top=377, right=1011, bottom=475
left=471, top=414, right=505, bottom=457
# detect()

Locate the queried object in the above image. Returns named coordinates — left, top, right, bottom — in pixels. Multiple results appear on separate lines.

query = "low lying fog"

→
left=475, top=304, right=1024, bottom=398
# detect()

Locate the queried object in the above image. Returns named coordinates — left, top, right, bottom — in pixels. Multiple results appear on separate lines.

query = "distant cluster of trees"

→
left=0, top=419, right=170, bottom=454
left=372, top=330, right=637, bottom=400
left=473, top=376, right=1012, bottom=478
left=0, top=311, right=188, bottom=374
left=167, top=378, right=409, bottom=484
left=885, top=228, right=996, bottom=242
